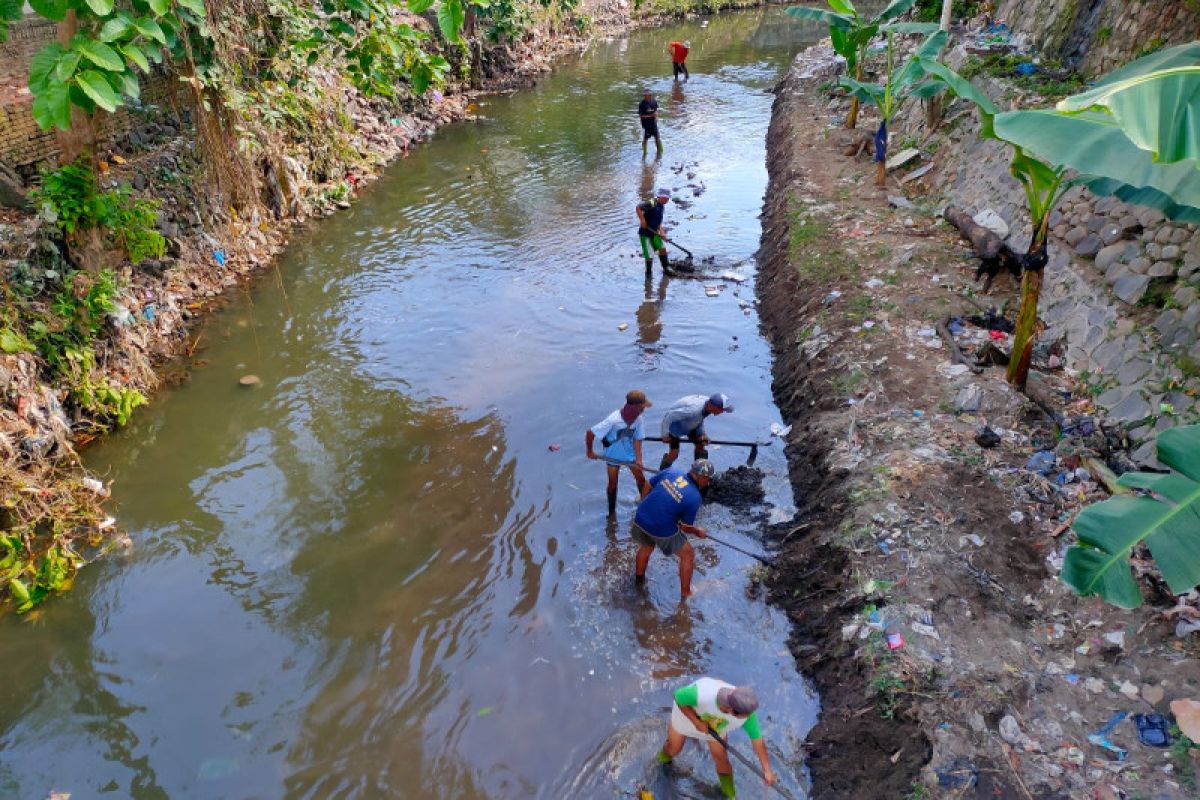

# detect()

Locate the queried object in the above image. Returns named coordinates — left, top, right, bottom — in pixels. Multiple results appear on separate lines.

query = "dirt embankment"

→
left=757, top=46, right=1198, bottom=800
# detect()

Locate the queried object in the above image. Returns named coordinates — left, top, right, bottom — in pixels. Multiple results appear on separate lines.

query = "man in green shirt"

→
left=657, top=677, right=778, bottom=797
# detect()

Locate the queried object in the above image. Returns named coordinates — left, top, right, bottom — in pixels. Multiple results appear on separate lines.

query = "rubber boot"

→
left=642, top=139, right=648, bottom=156
left=656, top=138, right=664, bottom=157
left=718, top=773, right=736, bottom=798
left=659, top=251, right=670, bottom=273
left=657, top=750, right=673, bottom=765
left=607, top=489, right=618, bottom=516
left=645, top=257, right=654, bottom=274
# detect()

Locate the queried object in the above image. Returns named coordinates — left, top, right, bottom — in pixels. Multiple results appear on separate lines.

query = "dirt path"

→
left=757, top=47, right=1198, bottom=800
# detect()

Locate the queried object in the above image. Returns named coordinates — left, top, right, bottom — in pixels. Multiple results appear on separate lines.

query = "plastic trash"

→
left=213, top=250, right=226, bottom=267
left=547, top=444, right=561, bottom=452
left=1133, top=713, right=1170, bottom=747
left=1087, top=711, right=1128, bottom=760
left=947, top=317, right=965, bottom=335
left=975, top=426, right=1001, bottom=448
left=1026, top=451, right=1056, bottom=475
left=885, top=631, right=904, bottom=650
left=1015, top=62, right=1036, bottom=76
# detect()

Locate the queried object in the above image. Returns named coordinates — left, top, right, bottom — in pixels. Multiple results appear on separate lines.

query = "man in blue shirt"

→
left=631, top=459, right=715, bottom=598
left=586, top=389, right=652, bottom=516
left=639, top=88, right=663, bottom=157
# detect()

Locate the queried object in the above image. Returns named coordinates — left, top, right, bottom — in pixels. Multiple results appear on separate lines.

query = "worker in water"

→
left=658, top=678, right=778, bottom=797
left=658, top=393, right=733, bottom=470
left=639, top=88, right=663, bottom=157
left=586, top=389, right=652, bottom=516
left=668, top=40, right=691, bottom=81
left=631, top=459, right=713, bottom=598
left=637, top=188, right=672, bottom=275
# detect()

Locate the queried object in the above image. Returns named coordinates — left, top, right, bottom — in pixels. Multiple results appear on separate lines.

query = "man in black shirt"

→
left=639, top=89, right=663, bottom=157
left=637, top=188, right=671, bottom=274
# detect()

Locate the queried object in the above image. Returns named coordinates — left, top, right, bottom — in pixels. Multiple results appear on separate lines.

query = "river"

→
left=1, top=8, right=829, bottom=799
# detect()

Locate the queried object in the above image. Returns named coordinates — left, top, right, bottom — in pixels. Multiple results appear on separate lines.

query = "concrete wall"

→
left=997, top=0, right=1200, bottom=74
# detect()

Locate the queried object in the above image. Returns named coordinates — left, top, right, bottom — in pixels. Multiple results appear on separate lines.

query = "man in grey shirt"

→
left=658, top=393, right=733, bottom=470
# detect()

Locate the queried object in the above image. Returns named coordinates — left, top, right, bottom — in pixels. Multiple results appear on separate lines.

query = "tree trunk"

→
left=1006, top=257, right=1043, bottom=390
left=55, top=11, right=95, bottom=166
left=466, top=8, right=482, bottom=89
left=943, top=205, right=1004, bottom=260
left=874, top=159, right=886, bottom=186
left=845, top=56, right=863, bottom=129
left=940, top=0, right=953, bottom=32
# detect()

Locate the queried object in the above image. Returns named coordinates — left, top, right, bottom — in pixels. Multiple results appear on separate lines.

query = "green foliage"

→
left=26, top=0, right=210, bottom=130
left=1063, top=424, right=1200, bottom=608
left=958, top=52, right=1086, bottom=98
left=787, top=0, right=919, bottom=83
left=1, top=536, right=83, bottom=614
left=0, top=0, right=22, bottom=44
left=30, top=161, right=165, bottom=264
left=913, top=0, right=976, bottom=22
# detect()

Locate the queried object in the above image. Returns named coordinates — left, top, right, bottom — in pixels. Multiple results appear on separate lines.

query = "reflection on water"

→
left=1, top=8, right=821, bottom=799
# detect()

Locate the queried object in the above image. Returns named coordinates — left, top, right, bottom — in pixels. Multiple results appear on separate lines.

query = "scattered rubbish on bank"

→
left=238, top=374, right=261, bottom=387
left=548, top=443, right=561, bottom=452
left=974, top=426, right=1001, bottom=448
left=617, top=323, right=629, bottom=331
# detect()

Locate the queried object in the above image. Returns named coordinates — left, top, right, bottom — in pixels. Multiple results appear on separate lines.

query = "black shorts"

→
left=632, top=522, right=689, bottom=556
left=667, top=428, right=706, bottom=451
left=641, top=122, right=660, bottom=138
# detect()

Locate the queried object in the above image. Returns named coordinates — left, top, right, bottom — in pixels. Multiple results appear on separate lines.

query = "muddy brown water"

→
left=0, top=9, right=833, bottom=798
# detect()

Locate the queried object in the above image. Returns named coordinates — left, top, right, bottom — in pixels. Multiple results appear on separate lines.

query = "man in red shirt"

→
left=669, top=40, right=690, bottom=81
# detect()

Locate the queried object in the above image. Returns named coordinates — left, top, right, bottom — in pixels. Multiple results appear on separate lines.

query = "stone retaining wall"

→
left=997, top=0, right=1200, bottom=74
left=927, top=78, right=1200, bottom=462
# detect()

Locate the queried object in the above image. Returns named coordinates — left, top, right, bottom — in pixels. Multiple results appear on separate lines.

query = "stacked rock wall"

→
left=996, top=0, right=1200, bottom=74
left=928, top=78, right=1200, bottom=461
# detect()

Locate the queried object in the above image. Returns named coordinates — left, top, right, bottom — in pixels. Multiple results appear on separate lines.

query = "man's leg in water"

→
left=659, top=723, right=688, bottom=763
left=606, top=464, right=620, bottom=516
left=635, top=542, right=655, bottom=583
left=676, top=540, right=695, bottom=598
left=640, top=234, right=654, bottom=272
left=706, top=739, right=736, bottom=797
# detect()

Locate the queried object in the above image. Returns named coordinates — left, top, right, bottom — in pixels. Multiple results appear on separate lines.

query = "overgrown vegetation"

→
left=959, top=52, right=1086, bottom=98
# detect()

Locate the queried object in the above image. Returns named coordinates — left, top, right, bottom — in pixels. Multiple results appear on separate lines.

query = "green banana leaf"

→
left=1063, top=425, right=1200, bottom=608
left=1057, top=66, right=1200, bottom=165
left=992, top=109, right=1200, bottom=222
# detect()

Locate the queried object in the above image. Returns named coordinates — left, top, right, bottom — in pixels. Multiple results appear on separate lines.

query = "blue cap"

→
left=708, top=393, right=733, bottom=412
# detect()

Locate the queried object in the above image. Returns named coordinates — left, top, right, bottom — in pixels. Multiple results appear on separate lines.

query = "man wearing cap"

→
left=586, top=390, right=653, bottom=516
left=668, top=40, right=691, bottom=80
left=631, top=459, right=713, bottom=598
left=658, top=677, right=778, bottom=797
left=638, top=89, right=663, bottom=157
left=658, top=393, right=733, bottom=470
left=636, top=188, right=673, bottom=275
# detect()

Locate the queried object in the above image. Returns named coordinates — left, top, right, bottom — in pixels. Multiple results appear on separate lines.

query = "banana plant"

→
left=786, top=0, right=919, bottom=129
left=919, top=43, right=1200, bottom=389
left=1063, top=425, right=1200, bottom=609
left=838, top=27, right=945, bottom=186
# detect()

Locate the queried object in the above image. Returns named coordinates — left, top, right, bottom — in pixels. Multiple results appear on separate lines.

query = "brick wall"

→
left=1, top=15, right=188, bottom=176
left=997, top=0, right=1200, bottom=74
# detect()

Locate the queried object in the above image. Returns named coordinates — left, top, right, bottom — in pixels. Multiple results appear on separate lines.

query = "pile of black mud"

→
left=706, top=465, right=766, bottom=509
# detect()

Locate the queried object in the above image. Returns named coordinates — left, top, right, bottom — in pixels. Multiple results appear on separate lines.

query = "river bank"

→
left=758, top=43, right=1198, bottom=799
left=0, top=0, right=769, bottom=613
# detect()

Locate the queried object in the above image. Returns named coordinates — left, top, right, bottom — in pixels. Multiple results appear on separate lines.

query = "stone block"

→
left=1154, top=309, right=1182, bottom=338
left=1110, top=392, right=1152, bottom=426
left=1175, top=286, right=1198, bottom=307
left=1118, top=358, right=1152, bottom=384
left=1117, top=214, right=1140, bottom=234
left=1146, top=243, right=1162, bottom=260
left=1138, top=207, right=1166, bottom=228
left=1095, top=242, right=1134, bottom=271
left=1065, top=227, right=1087, bottom=247
left=1099, top=223, right=1124, bottom=246
left=1148, top=260, right=1177, bottom=277
left=1113, top=273, right=1151, bottom=304
left=1087, top=216, right=1107, bottom=233
left=1075, top=233, right=1103, bottom=258
left=1162, top=244, right=1182, bottom=260
left=1156, top=226, right=1175, bottom=244
left=1127, top=256, right=1150, bottom=275
left=1104, top=262, right=1128, bottom=284
left=1171, top=227, right=1191, bottom=245
left=1094, top=196, right=1118, bottom=214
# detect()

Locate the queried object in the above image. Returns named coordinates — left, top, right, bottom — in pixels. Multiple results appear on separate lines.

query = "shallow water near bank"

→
left=1, top=10, right=829, bottom=798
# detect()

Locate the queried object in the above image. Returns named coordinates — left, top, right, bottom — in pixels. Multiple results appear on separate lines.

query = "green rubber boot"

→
left=718, top=772, right=736, bottom=798
left=656, top=750, right=673, bottom=765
